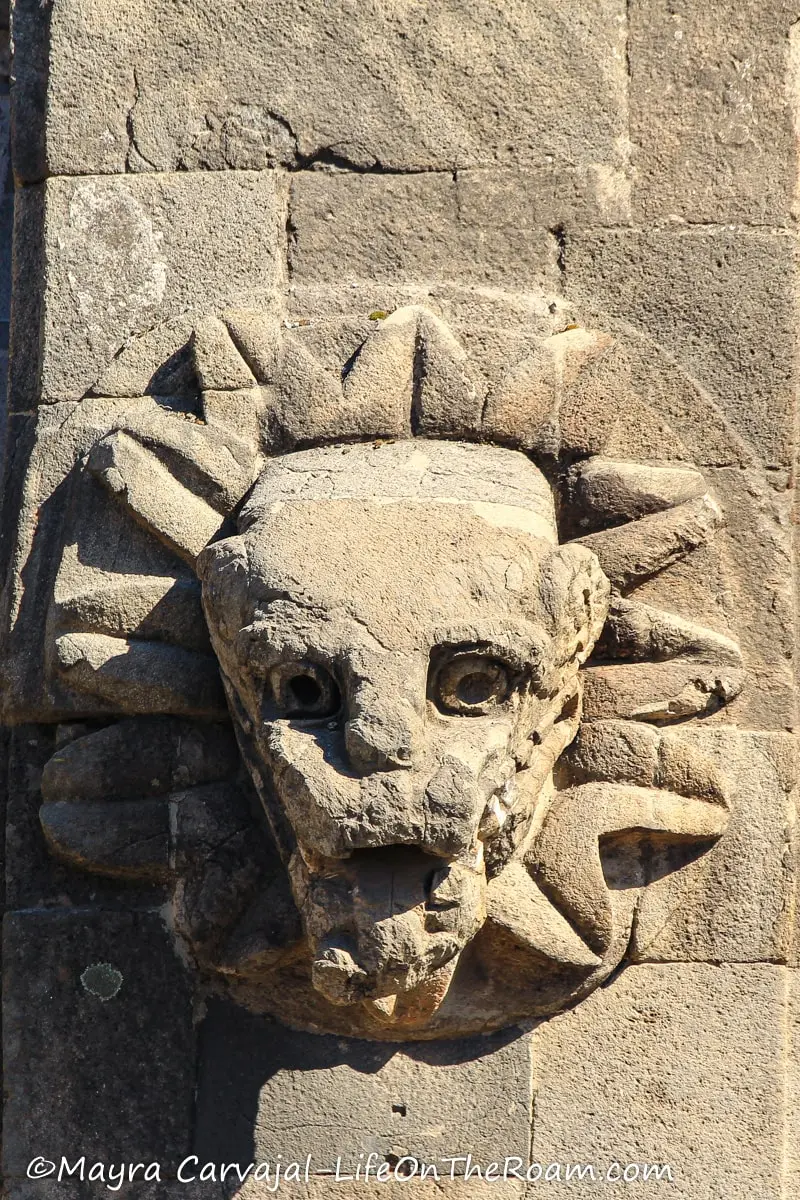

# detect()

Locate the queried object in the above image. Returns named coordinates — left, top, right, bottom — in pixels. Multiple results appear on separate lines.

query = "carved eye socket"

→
left=432, top=653, right=512, bottom=716
left=269, top=662, right=341, bottom=720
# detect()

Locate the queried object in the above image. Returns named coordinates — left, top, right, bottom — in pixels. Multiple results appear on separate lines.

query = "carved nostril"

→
left=345, top=715, right=416, bottom=774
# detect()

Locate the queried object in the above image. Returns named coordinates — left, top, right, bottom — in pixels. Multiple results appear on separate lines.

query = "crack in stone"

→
left=125, top=68, right=158, bottom=173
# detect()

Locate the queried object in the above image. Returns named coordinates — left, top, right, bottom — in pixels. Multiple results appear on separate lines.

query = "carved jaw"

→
left=290, top=844, right=485, bottom=1027
left=198, top=440, right=609, bottom=1029
left=274, top=693, right=584, bottom=1028
left=214, top=642, right=591, bottom=1030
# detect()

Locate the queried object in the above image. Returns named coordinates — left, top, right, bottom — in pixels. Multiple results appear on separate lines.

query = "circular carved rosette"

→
left=36, top=305, right=742, bottom=1039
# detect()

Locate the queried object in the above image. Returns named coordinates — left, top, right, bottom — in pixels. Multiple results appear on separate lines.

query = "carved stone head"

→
left=20, top=306, right=742, bottom=1039
left=200, top=441, right=610, bottom=1027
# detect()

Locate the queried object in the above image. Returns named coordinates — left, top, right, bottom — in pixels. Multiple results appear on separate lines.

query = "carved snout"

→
left=345, top=710, right=421, bottom=773
left=344, top=675, right=425, bottom=775
left=302, top=846, right=486, bottom=1020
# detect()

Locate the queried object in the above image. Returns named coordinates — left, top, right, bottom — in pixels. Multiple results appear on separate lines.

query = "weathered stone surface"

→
left=2, top=910, right=194, bottom=1181
left=239, top=1182, right=524, bottom=1199
left=13, top=172, right=283, bottom=408
left=197, top=432, right=733, bottom=1036
left=196, top=1000, right=532, bottom=1172
left=564, top=227, right=799, bottom=478
left=289, top=173, right=562, bottom=291
left=6, top=1183, right=225, bottom=1199
left=786, top=970, right=800, bottom=1195
left=530, top=964, right=789, bottom=1198
left=0, top=397, right=231, bottom=722
left=4, top=1179, right=524, bottom=1199
left=629, top=1, right=799, bottom=224
left=2, top=309, right=755, bottom=1041
left=18, top=0, right=629, bottom=181
left=9, top=0, right=51, bottom=184
left=3, top=724, right=167, bottom=911
left=632, top=730, right=797, bottom=963
left=3, top=0, right=800, bottom=1189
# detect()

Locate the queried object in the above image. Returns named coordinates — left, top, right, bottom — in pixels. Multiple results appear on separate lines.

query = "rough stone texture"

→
left=289, top=173, right=562, bottom=291
left=12, top=171, right=283, bottom=408
left=629, top=1, right=800, bottom=224
left=2, top=910, right=195, bottom=1182
left=530, top=964, right=789, bottom=1198
left=6, top=1185, right=226, bottom=1200
left=7, top=1182, right=523, bottom=1200
left=564, top=227, right=799, bottom=480
left=0, top=396, right=237, bottom=720
left=3, top=313, right=751, bottom=1041
left=3, top=723, right=168, bottom=910
left=3, top=0, right=800, bottom=1187
left=196, top=1000, right=532, bottom=1175
left=632, top=730, right=797, bottom=964
left=787, top=970, right=800, bottom=1197
left=14, top=0, right=629, bottom=181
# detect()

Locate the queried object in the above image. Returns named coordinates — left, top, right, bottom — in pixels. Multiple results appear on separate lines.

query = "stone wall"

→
left=1, top=3, right=799, bottom=1198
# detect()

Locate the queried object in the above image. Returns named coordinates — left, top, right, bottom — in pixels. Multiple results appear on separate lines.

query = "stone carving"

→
left=12, top=307, right=744, bottom=1038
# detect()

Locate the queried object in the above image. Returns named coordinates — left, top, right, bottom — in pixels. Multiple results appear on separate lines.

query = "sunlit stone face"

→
left=200, top=441, right=609, bottom=1030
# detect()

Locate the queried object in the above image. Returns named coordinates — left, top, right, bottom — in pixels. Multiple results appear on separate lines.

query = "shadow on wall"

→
left=195, top=998, right=531, bottom=1187
left=0, top=0, right=12, bottom=462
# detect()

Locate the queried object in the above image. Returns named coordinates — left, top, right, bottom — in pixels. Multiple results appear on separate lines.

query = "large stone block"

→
left=288, top=173, right=562, bottom=290
left=629, top=0, right=799, bottom=223
left=564, top=227, right=799, bottom=479
left=2, top=910, right=195, bottom=1183
left=15, top=0, right=629, bottom=181
left=530, top=963, right=789, bottom=1198
left=12, top=171, right=283, bottom=408
left=195, top=1000, right=533, bottom=1174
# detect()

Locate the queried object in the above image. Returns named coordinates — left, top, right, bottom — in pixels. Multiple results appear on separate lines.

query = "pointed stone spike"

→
left=88, top=432, right=226, bottom=565
left=486, top=861, right=601, bottom=969
left=41, top=718, right=239, bottom=804
left=481, top=343, right=559, bottom=452
left=223, top=307, right=282, bottom=382
left=40, top=799, right=170, bottom=880
left=414, top=309, right=481, bottom=437
left=124, top=408, right=258, bottom=510
left=54, top=632, right=226, bottom=718
left=201, top=387, right=267, bottom=457
left=90, top=314, right=197, bottom=398
left=564, top=720, right=727, bottom=807
left=574, top=493, right=723, bottom=590
left=191, top=315, right=258, bottom=391
left=53, top=574, right=209, bottom=652
left=341, top=306, right=417, bottom=434
left=483, top=327, right=628, bottom=456
left=530, top=783, right=729, bottom=954
left=558, top=330, right=633, bottom=457
left=598, top=596, right=743, bottom=667
left=567, top=457, right=707, bottom=527
left=271, top=335, right=357, bottom=448
left=581, top=661, right=745, bottom=724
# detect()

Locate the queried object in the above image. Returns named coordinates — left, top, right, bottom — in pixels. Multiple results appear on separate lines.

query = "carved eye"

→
left=431, top=653, right=512, bottom=716
left=269, top=662, right=341, bottom=720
